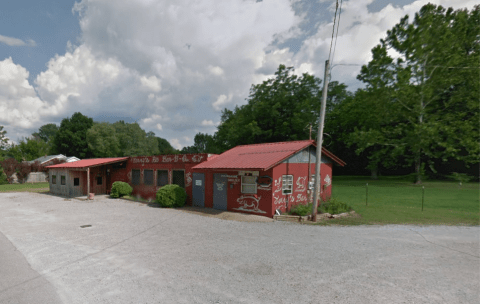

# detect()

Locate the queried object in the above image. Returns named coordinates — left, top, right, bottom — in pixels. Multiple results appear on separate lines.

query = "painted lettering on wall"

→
left=274, top=177, right=282, bottom=193
left=296, top=193, right=308, bottom=203
left=191, top=155, right=204, bottom=162
left=273, top=194, right=286, bottom=206
left=295, top=176, right=307, bottom=192
left=162, top=156, right=173, bottom=162
left=185, top=172, right=192, bottom=187
left=132, top=157, right=150, bottom=164
left=131, top=155, right=204, bottom=163
left=233, top=195, right=266, bottom=214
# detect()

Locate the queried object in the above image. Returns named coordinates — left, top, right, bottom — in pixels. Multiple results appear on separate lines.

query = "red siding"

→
left=112, top=154, right=210, bottom=203
left=194, top=162, right=334, bottom=218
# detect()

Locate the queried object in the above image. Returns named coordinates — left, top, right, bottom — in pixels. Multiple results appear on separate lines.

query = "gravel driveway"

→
left=0, top=192, right=478, bottom=304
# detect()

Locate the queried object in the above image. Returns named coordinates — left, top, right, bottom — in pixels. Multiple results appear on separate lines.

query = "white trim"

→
left=282, top=175, right=293, bottom=195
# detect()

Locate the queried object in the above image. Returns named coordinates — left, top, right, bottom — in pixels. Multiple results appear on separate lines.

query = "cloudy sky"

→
left=0, top=0, right=476, bottom=149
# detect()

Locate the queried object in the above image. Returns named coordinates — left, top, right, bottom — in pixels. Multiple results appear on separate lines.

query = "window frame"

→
left=97, top=176, right=103, bottom=185
left=282, top=175, right=293, bottom=195
left=241, top=175, right=257, bottom=194
left=156, top=169, right=169, bottom=187
left=74, top=177, right=80, bottom=186
left=132, top=169, right=141, bottom=185
left=52, top=175, right=56, bottom=184
left=144, top=169, right=154, bottom=185
left=61, top=175, right=66, bottom=185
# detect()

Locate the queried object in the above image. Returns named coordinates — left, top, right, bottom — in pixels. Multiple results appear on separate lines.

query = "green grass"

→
left=318, top=176, right=479, bottom=226
left=0, top=182, right=50, bottom=193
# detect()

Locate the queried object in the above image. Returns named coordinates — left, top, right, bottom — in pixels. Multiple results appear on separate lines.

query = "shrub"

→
left=289, top=203, right=313, bottom=216
left=110, top=181, right=133, bottom=198
left=318, top=197, right=352, bottom=215
left=155, top=184, right=186, bottom=208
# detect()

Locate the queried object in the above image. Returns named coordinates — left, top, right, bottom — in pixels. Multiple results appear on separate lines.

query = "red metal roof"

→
left=192, top=140, right=345, bottom=170
left=45, top=157, right=128, bottom=169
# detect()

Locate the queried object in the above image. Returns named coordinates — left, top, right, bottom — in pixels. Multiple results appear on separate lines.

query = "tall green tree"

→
left=86, top=122, right=121, bottom=157
left=156, top=137, right=178, bottom=154
left=112, top=121, right=159, bottom=156
left=215, top=64, right=351, bottom=151
left=52, top=112, right=94, bottom=158
left=181, top=132, right=219, bottom=154
left=350, top=4, right=479, bottom=183
left=32, top=124, right=59, bottom=143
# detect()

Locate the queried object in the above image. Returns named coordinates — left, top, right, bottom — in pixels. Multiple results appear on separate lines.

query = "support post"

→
left=312, top=60, right=330, bottom=222
left=87, top=167, right=90, bottom=200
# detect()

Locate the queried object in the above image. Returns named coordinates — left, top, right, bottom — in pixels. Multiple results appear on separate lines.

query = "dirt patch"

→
left=178, top=206, right=275, bottom=222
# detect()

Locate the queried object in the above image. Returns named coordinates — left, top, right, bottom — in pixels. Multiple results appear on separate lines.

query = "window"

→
left=97, top=176, right=102, bottom=185
left=282, top=175, right=293, bottom=194
left=157, top=170, right=168, bottom=187
left=52, top=175, right=56, bottom=184
left=241, top=176, right=257, bottom=194
left=144, top=170, right=153, bottom=185
left=61, top=175, right=66, bottom=185
left=74, top=178, right=79, bottom=186
left=172, top=170, right=185, bottom=188
left=132, top=169, right=140, bottom=185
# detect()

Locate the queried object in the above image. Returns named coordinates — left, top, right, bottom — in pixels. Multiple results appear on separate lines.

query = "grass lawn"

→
left=0, top=182, right=50, bottom=193
left=320, top=176, right=479, bottom=226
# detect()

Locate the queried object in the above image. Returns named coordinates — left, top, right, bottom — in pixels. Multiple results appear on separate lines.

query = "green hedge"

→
left=156, top=184, right=186, bottom=208
left=110, top=181, right=133, bottom=198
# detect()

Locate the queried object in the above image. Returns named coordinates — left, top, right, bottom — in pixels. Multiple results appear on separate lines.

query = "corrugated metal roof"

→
left=192, top=140, right=306, bottom=170
left=46, top=157, right=128, bottom=169
left=193, top=140, right=346, bottom=170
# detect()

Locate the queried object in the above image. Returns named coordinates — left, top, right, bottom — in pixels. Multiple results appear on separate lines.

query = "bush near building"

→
left=110, top=181, right=133, bottom=198
left=155, top=184, right=186, bottom=208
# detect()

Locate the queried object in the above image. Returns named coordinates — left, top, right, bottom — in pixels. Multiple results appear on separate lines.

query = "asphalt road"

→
left=0, top=192, right=478, bottom=304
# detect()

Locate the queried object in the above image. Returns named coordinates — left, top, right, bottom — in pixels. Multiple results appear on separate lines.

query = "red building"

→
left=46, top=154, right=213, bottom=202
left=118, top=154, right=214, bottom=202
left=191, top=140, right=345, bottom=218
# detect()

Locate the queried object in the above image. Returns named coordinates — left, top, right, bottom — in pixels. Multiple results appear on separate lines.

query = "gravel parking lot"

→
left=0, top=192, right=479, bottom=304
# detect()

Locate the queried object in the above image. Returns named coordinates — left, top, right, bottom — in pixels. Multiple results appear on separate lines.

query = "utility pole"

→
left=311, top=60, right=330, bottom=222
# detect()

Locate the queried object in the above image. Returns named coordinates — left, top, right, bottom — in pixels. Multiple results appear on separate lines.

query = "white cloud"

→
left=208, top=66, right=224, bottom=76
left=201, top=119, right=215, bottom=127
left=170, top=138, right=182, bottom=149
left=0, top=58, right=55, bottom=129
left=140, top=75, right=161, bottom=92
left=212, top=94, right=233, bottom=112
left=0, top=35, right=36, bottom=47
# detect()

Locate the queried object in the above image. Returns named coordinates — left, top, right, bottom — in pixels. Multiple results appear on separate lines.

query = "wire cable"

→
left=330, top=0, right=343, bottom=72
left=328, top=0, right=339, bottom=62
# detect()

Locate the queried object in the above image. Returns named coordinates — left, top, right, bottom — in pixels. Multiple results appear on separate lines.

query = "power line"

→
left=327, top=0, right=339, bottom=62
left=330, top=0, right=343, bottom=71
